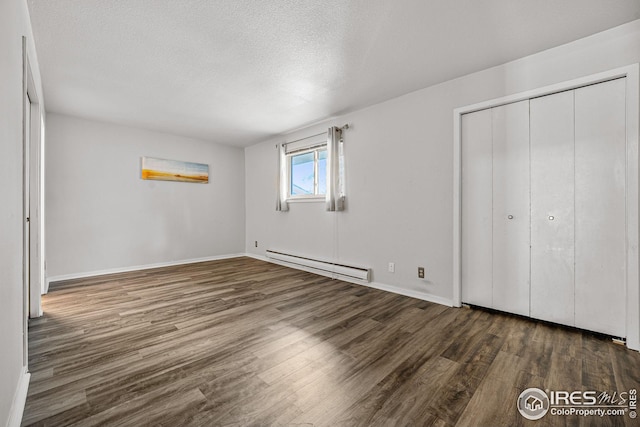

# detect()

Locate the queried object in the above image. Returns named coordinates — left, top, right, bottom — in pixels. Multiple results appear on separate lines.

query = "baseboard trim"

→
left=46, top=252, right=454, bottom=309
left=7, top=368, right=30, bottom=427
left=244, top=253, right=268, bottom=262
left=363, top=281, right=454, bottom=307
left=249, top=252, right=454, bottom=308
left=45, top=253, right=245, bottom=288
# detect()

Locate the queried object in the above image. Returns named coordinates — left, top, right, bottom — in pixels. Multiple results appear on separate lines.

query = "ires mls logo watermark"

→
left=518, top=388, right=637, bottom=420
left=517, top=388, right=550, bottom=420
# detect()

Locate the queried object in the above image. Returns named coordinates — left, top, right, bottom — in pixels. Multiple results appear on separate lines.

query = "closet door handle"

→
left=507, top=215, right=514, bottom=219
left=548, top=216, right=555, bottom=221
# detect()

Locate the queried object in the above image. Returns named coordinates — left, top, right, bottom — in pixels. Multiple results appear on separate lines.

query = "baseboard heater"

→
left=266, top=250, right=371, bottom=282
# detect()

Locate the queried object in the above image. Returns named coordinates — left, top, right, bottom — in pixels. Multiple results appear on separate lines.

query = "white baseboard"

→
left=363, top=281, right=454, bottom=307
left=45, top=252, right=454, bottom=309
left=244, top=253, right=268, bottom=262
left=249, top=252, right=454, bottom=308
left=7, top=368, right=30, bottom=427
left=45, top=253, right=245, bottom=289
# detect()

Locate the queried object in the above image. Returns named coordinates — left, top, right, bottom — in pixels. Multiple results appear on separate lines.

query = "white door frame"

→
left=22, top=36, right=43, bottom=368
left=452, top=64, right=640, bottom=350
left=27, top=76, right=42, bottom=318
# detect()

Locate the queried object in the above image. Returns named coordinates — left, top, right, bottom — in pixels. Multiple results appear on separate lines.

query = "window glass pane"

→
left=290, top=152, right=315, bottom=195
left=317, top=149, right=327, bottom=195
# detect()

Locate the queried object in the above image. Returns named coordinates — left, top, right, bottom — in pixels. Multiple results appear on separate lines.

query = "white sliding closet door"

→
left=574, top=79, right=626, bottom=337
left=461, top=109, right=493, bottom=308
left=461, top=76, right=629, bottom=339
left=492, top=101, right=530, bottom=315
left=530, top=91, right=575, bottom=326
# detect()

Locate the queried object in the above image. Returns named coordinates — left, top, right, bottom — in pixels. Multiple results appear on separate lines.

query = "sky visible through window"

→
left=291, top=149, right=326, bottom=195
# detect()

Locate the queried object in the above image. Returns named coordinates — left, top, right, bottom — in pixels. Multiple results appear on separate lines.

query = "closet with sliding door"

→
left=461, top=77, right=628, bottom=338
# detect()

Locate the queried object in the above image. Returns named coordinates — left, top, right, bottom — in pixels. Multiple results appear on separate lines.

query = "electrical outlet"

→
left=418, top=267, right=425, bottom=278
left=254, top=241, right=258, bottom=248
left=388, top=262, right=395, bottom=273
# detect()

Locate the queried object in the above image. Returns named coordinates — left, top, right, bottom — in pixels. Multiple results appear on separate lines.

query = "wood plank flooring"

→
left=22, top=257, right=640, bottom=426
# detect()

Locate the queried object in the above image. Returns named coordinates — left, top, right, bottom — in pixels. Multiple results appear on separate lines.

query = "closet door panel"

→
left=491, top=101, right=530, bottom=316
left=461, top=109, right=493, bottom=307
left=530, top=91, right=575, bottom=326
left=574, top=78, right=626, bottom=337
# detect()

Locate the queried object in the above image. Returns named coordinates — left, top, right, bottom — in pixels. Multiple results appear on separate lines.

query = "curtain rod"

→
left=283, top=131, right=325, bottom=146
left=283, top=124, right=350, bottom=146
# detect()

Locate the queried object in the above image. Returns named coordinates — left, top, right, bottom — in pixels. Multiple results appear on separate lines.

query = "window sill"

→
left=287, top=197, right=325, bottom=204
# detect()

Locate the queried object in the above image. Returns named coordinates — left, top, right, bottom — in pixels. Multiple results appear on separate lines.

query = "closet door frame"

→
left=453, top=64, right=640, bottom=350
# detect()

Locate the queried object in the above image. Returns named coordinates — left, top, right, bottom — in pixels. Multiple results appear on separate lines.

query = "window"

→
left=276, top=126, right=345, bottom=211
left=289, top=146, right=327, bottom=198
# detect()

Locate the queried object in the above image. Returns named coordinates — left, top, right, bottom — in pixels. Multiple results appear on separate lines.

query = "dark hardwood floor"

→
left=22, top=257, right=640, bottom=426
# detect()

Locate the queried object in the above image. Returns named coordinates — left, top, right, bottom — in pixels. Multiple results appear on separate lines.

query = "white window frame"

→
left=286, top=143, right=327, bottom=201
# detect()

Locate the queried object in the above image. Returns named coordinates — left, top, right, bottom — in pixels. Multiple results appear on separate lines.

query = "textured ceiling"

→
left=27, top=0, right=640, bottom=147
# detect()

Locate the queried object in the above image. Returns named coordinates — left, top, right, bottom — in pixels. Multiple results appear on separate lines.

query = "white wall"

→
left=245, top=19, right=640, bottom=305
left=0, top=0, right=44, bottom=424
left=46, top=114, right=245, bottom=278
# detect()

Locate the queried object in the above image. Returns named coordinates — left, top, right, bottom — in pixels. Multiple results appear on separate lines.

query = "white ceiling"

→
left=27, top=0, right=640, bottom=147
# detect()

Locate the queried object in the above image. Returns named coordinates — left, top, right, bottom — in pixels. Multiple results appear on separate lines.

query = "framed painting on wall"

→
left=141, top=157, right=209, bottom=183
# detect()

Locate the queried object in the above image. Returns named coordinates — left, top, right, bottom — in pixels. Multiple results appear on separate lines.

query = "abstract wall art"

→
left=141, top=157, right=209, bottom=183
